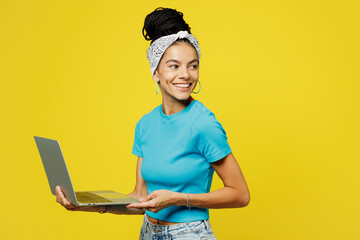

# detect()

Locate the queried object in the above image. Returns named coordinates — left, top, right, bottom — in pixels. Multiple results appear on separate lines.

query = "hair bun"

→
left=142, top=7, right=192, bottom=43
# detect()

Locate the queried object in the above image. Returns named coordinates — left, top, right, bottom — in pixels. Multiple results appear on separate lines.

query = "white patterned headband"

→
left=147, top=30, right=201, bottom=78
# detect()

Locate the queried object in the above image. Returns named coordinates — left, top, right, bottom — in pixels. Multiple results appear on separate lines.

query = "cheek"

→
left=161, top=71, right=177, bottom=82
left=191, top=71, right=199, bottom=79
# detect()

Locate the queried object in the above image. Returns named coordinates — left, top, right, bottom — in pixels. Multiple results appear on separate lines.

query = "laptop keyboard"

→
left=75, top=192, right=112, bottom=203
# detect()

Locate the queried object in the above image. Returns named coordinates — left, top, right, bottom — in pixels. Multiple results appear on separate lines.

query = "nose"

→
left=179, top=67, right=189, bottom=79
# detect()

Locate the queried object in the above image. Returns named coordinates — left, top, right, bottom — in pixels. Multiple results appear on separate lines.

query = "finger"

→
left=58, top=187, right=66, bottom=199
left=56, top=186, right=64, bottom=198
left=147, top=192, right=156, bottom=200
left=54, top=187, right=77, bottom=211
left=55, top=186, right=61, bottom=199
left=146, top=207, right=159, bottom=213
left=139, top=198, right=148, bottom=203
left=126, top=203, right=144, bottom=208
left=55, top=186, right=73, bottom=207
left=56, top=191, right=67, bottom=205
left=140, top=194, right=155, bottom=203
left=55, top=187, right=64, bottom=203
left=139, top=196, right=153, bottom=203
left=57, top=187, right=71, bottom=204
left=56, top=192, right=63, bottom=205
left=62, top=197, right=72, bottom=207
left=62, top=199, right=78, bottom=210
left=127, top=201, right=153, bottom=209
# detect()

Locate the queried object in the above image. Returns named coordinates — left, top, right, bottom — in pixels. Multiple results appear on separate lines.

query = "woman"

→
left=56, top=7, right=250, bottom=239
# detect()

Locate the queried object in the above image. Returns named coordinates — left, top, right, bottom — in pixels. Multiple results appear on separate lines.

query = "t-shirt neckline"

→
left=159, top=100, right=199, bottom=122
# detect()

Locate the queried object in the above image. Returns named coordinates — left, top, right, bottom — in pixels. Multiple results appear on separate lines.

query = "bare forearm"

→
left=56, top=184, right=146, bottom=215
left=66, top=204, right=142, bottom=215
left=174, top=187, right=250, bottom=209
left=69, top=203, right=144, bottom=215
left=126, top=154, right=250, bottom=212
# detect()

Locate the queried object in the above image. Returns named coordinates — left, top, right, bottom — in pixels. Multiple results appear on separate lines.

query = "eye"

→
left=170, top=65, right=179, bottom=69
left=190, top=64, right=198, bottom=69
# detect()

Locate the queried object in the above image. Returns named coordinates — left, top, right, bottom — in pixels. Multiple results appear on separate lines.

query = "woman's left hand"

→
left=126, top=190, right=180, bottom=213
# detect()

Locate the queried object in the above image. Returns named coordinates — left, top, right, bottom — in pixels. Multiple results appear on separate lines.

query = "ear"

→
left=152, top=71, right=159, bottom=82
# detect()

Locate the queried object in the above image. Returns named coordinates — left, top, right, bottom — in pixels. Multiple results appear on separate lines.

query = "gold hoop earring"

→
left=192, top=80, right=201, bottom=94
left=155, top=81, right=159, bottom=94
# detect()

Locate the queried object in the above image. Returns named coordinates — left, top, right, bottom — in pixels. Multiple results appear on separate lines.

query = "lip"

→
left=172, top=83, right=192, bottom=91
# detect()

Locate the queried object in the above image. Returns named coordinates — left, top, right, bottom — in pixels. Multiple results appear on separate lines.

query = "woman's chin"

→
left=177, top=95, right=192, bottom=101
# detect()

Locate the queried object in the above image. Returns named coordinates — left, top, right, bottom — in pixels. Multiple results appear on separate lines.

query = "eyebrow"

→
left=165, top=59, right=199, bottom=64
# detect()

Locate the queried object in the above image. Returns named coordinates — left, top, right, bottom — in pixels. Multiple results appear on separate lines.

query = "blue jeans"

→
left=139, top=214, right=217, bottom=240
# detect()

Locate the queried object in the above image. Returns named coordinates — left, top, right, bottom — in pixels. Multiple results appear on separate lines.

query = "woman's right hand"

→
left=55, top=186, right=141, bottom=214
left=55, top=186, right=107, bottom=212
left=55, top=185, right=109, bottom=213
left=55, top=185, right=82, bottom=211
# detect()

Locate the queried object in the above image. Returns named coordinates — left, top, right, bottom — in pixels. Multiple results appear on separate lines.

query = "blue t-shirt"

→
left=132, top=100, right=232, bottom=223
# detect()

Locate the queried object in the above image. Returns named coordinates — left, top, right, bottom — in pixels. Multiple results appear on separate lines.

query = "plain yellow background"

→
left=1, top=0, right=359, bottom=239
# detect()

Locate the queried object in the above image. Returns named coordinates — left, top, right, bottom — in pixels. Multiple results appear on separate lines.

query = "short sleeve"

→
left=132, top=119, right=143, bottom=158
left=192, top=112, right=232, bottom=163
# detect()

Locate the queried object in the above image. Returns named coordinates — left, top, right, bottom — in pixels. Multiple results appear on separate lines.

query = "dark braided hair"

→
left=142, top=7, right=192, bottom=45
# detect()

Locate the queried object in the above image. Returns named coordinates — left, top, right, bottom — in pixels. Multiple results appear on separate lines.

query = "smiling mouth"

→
left=173, top=83, right=192, bottom=89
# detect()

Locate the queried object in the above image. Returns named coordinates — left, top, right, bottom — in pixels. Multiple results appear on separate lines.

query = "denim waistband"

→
left=142, top=214, right=211, bottom=234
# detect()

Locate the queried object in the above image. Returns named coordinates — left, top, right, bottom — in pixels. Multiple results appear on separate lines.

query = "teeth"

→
left=174, top=84, right=190, bottom=87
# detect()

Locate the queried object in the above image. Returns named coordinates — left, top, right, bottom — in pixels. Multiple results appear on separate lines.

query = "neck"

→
left=161, top=96, right=195, bottom=116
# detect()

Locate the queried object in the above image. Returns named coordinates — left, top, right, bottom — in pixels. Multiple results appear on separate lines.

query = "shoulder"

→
left=136, top=104, right=161, bottom=125
left=134, top=104, right=161, bottom=133
left=192, top=100, right=213, bottom=115
left=191, top=101, right=224, bottom=133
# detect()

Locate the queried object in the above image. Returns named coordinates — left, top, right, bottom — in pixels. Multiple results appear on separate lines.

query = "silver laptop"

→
left=34, top=136, right=139, bottom=206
